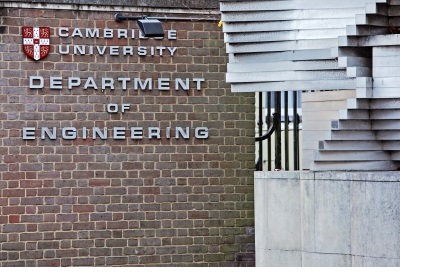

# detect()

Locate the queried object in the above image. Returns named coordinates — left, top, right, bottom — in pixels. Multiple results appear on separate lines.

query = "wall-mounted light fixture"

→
left=114, top=13, right=219, bottom=38
left=137, top=18, right=164, bottom=38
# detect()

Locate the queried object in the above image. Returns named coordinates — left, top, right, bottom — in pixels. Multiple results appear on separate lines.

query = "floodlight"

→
left=137, top=19, right=164, bottom=38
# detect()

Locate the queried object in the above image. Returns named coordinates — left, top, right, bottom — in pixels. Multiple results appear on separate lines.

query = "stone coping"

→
left=255, top=171, right=400, bottom=182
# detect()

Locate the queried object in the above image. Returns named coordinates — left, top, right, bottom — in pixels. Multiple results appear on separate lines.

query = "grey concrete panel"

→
left=371, top=119, right=400, bottom=130
left=303, top=140, right=321, bottom=150
left=313, top=171, right=399, bottom=182
left=373, top=77, right=400, bottom=88
left=336, top=46, right=373, bottom=58
left=373, top=67, right=400, bottom=77
left=356, top=87, right=373, bottom=98
left=370, top=109, right=400, bottom=119
left=302, top=130, right=330, bottom=141
left=319, top=140, right=383, bottom=150
left=254, top=178, right=267, bottom=249
left=222, top=8, right=364, bottom=22
left=311, top=160, right=398, bottom=171
left=302, top=252, right=352, bottom=267
left=373, top=55, right=400, bottom=67
left=346, top=98, right=369, bottom=109
left=220, top=1, right=285, bottom=12
left=300, top=179, right=316, bottom=252
left=338, top=56, right=371, bottom=67
left=225, top=29, right=346, bottom=43
left=228, top=60, right=341, bottom=73
left=301, top=120, right=333, bottom=130
left=372, top=87, right=400, bottom=98
left=223, top=19, right=356, bottom=33
left=391, top=151, right=399, bottom=160
left=339, top=109, right=369, bottom=119
left=303, top=110, right=341, bottom=121
left=302, top=100, right=348, bottom=111
left=226, top=38, right=338, bottom=54
left=230, top=79, right=355, bottom=93
left=266, top=178, right=301, bottom=250
left=335, top=119, right=372, bottom=130
left=355, top=13, right=389, bottom=26
left=256, top=249, right=302, bottom=267
left=313, top=180, right=351, bottom=254
left=314, top=150, right=391, bottom=161
left=302, top=89, right=356, bottom=102
left=352, top=255, right=400, bottom=267
left=339, top=34, right=399, bottom=47
left=231, top=49, right=334, bottom=63
left=351, top=181, right=400, bottom=258
left=255, top=171, right=301, bottom=180
left=373, top=46, right=400, bottom=56
left=347, top=98, right=400, bottom=109
left=326, top=130, right=376, bottom=140
left=356, top=77, right=373, bottom=88
left=346, top=67, right=372, bottom=77
left=221, top=0, right=379, bottom=12
left=366, top=2, right=389, bottom=16
left=346, top=25, right=388, bottom=36
left=376, top=130, right=400, bottom=140
left=302, top=158, right=312, bottom=170
left=382, top=141, right=400, bottom=150
left=227, top=70, right=348, bottom=83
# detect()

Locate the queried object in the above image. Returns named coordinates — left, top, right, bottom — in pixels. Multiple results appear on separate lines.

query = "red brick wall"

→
left=0, top=5, right=255, bottom=266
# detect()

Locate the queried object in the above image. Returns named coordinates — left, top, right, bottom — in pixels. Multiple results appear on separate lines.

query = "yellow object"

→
left=218, top=21, right=223, bottom=27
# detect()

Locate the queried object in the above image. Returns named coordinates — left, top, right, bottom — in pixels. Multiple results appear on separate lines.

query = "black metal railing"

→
left=255, top=91, right=301, bottom=171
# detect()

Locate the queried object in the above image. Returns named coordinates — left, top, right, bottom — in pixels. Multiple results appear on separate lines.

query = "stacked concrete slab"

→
left=220, top=0, right=400, bottom=171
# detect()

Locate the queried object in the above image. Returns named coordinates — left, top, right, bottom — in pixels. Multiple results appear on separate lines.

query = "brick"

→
left=55, top=249, right=78, bottom=258
left=37, top=241, right=60, bottom=250
left=37, top=259, right=61, bottom=267
left=73, top=205, right=95, bottom=213
left=3, top=224, right=26, bottom=233
left=2, top=242, right=25, bottom=251
left=105, top=239, right=127, bottom=248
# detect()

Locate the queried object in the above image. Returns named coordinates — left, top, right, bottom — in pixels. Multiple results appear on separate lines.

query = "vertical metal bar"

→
left=275, top=91, right=282, bottom=170
left=284, top=91, right=289, bottom=171
left=266, top=92, right=272, bottom=171
left=293, top=91, right=299, bottom=170
left=258, top=92, right=263, bottom=171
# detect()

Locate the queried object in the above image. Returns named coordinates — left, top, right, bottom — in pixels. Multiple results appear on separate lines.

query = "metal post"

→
left=258, top=92, right=263, bottom=171
left=266, top=92, right=272, bottom=171
left=275, top=92, right=282, bottom=170
left=284, top=91, right=289, bottom=171
left=293, top=91, right=299, bottom=170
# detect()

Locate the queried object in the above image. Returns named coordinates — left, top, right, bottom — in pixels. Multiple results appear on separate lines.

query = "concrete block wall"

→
left=0, top=0, right=256, bottom=266
left=373, top=46, right=400, bottom=98
left=301, top=90, right=356, bottom=170
left=255, top=171, right=400, bottom=267
left=220, top=0, right=400, bottom=171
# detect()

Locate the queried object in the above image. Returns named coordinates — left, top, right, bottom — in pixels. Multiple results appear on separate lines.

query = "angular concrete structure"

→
left=220, top=0, right=400, bottom=171
left=220, top=0, right=400, bottom=267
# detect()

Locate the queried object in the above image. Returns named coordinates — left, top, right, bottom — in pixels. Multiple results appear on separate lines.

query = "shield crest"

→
left=22, top=27, right=50, bottom=60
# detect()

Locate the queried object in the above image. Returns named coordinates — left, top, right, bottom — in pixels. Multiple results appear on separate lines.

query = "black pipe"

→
left=255, top=113, right=278, bottom=142
left=275, top=92, right=282, bottom=170
left=284, top=91, right=289, bottom=171
left=267, top=92, right=272, bottom=171
left=293, top=91, right=299, bottom=170
left=115, top=13, right=218, bottom=22
left=257, top=92, right=263, bottom=171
